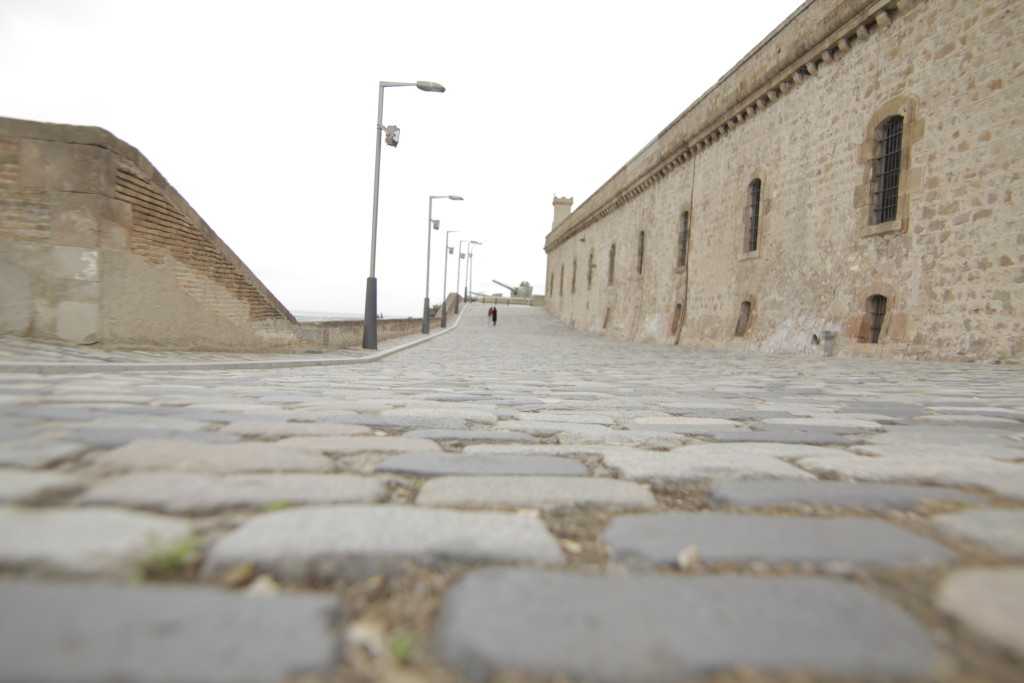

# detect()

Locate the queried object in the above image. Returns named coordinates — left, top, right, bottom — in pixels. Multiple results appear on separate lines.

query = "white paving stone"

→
left=604, top=444, right=817, bottom=482
left=794, top=454, right=1023, bottom=485
left=0, top=505, right=192, bottom=575
left=936, top=568, right=1024, bottom=659
left=0, top=470, right=81, bottom=502
left=81, top=472, right=389, bottom=514
left=201, top=505, right=565, bottom=581
left=220, top=421, right=372, bottom=438
left=416, top=476, right=658, bottom=510
left=91, top=439, right=334, bottom=473
left=930, top=509, right=1024, bottom=557
left=852, top=443, right=1024, bottom=462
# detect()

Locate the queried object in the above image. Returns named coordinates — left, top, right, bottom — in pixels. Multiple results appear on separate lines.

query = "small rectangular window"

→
left=678, top=212, right=690, bottom=268
left=747, top=180, right=761, bottom=252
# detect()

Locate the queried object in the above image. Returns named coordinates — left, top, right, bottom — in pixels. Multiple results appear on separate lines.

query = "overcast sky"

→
left=2, top=0, right=804, bottom=318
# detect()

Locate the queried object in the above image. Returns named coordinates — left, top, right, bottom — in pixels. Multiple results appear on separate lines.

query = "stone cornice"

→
left=545, top=0, right=922, bottom=253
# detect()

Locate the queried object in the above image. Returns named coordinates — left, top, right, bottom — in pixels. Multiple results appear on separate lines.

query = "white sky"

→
left=2, top=0, right=804, bottom=318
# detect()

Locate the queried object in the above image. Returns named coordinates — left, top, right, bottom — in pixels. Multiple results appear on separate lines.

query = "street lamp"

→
left=362, top=79, right=446, bottom=350
left=441, top=229, right=460, bottom=328
left=423, top=195, right=463, bottom=334
left=455, top=239, right=469, bottom=314
left=465, top=241, right=483, bottom=303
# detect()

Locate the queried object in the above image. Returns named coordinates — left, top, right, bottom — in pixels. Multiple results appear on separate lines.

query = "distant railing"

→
left=476, top=296, right=536, bottom=306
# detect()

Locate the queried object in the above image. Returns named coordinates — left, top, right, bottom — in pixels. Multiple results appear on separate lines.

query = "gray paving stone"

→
left=930, top=509, right=1024, bottom=557
left=402, top=429, right=540, bottom=443
left=711, top=480, right=985, bottom=510
left=416, top=476, right=657, bottom=510
left=0, top=469, right=81, bottom=502
left=81, top=472, right=389, bottom=514
left=91, top=438, right=335, bottom=473
left=0, top=440, right=89, bottom=468
left=0, top=506, right=192, bottom=575
left=434, top=569, right=941, bottom=682
left=935, top=568, right=1024, bottom=660
left=220, top=420, right=372, bottom=437
left=604, top=512, right=956, bottom=569
left=0, top=579, right=339, bottom=683
left=375, top=451, right=585, bottom=476
left=202, top=505, right=564, bottom=582
left=603, top=444, right=817, bottom=482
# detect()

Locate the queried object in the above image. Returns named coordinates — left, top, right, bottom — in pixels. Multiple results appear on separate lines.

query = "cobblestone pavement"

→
left=1, top=305, right=1023, bottom=682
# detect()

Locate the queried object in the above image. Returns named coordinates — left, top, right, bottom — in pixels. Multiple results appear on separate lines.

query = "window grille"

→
left=747, top=180, right=761, bottom=252
left=678, top=211, right=690, bottom=267
left=868, top=295, right=887, bottom=343
left=874, top=116, right=903, bottom=224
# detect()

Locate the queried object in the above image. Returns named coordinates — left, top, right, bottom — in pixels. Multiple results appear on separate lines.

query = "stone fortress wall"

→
left=0, top=117, right=431, bottom=351
left=544, top=0, right=1023, bottom=362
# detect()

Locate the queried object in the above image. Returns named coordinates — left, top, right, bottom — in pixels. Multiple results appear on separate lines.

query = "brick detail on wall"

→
left=115, top=165, right=283, bottom=322
left=0, top=137, right=50, bottom=241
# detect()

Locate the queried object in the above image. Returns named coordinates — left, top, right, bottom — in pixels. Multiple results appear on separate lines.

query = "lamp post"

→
left=465, top=241, right=482, bottom=303
left=441, top=229, right=460, bottom=327
left=423, top=195, right=463, bottom=334
left=455, top=239, right=471, bottom=314
left=362, top=79, right=446, bottom=350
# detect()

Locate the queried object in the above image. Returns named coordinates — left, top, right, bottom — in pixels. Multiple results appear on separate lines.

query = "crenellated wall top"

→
left=545, top=0, right=918, bottom=252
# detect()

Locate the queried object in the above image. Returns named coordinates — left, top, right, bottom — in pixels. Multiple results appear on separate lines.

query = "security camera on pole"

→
left=362, top=80, right=446, bottom=350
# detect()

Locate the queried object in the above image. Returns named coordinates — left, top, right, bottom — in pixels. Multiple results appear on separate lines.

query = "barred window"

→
left=873, top=116, right=903, bottom=224
left=746, top=179, right=761, bottom=252
left=677, top=211, right=690, bottom=267
left=867, top=294, right=887, bottom=343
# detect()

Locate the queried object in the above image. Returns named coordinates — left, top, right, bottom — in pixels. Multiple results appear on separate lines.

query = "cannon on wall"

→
left=492, top=280, right=533, bottom=298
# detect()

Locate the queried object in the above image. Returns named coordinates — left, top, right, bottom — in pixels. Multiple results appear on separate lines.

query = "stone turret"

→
left=552, top=196, right=573, bottom=228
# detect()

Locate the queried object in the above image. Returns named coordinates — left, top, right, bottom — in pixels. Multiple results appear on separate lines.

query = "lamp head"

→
left=448, top=195, right=464, bottom=201
left=416, top=81, right=446, bottom=93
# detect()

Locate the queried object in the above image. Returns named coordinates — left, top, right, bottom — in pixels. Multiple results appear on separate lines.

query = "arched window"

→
left=735, top=301, right=752, bottom=337
left=608, top=244, right=616, bottom=284
left=746, top=179, right=761, bottom=252
left=677, top=211, right=690, bottom=268
left=873, top=116, right=903, bottom=224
